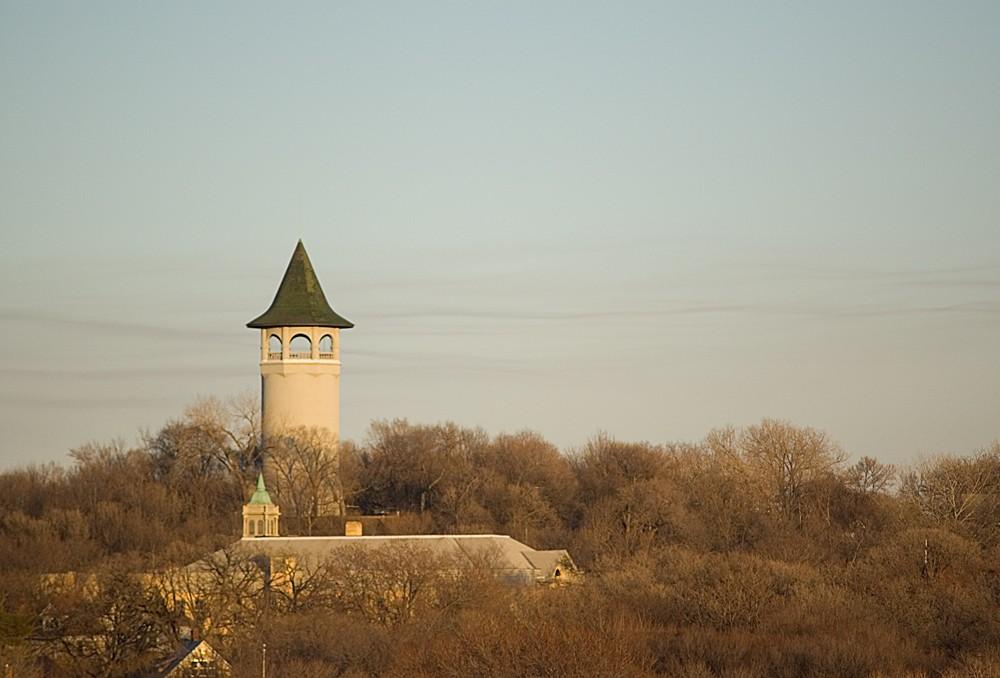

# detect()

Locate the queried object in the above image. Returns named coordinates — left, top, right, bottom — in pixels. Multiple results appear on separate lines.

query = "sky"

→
left=1, top=1, right=998, bottom=468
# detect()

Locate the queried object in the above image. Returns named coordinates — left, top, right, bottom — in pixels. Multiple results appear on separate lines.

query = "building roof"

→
left=218, top=534, right=574, bottom=584
left=151, top=640, right=231, bottom=677
left=247, top=240, right=354, bottom=329
left=247, top=473, right=273, bottom=505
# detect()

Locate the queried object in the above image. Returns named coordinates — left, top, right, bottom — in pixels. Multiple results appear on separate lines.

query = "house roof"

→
left=151, top=640, right=231, bottom=677
left=247, top=240, right=354, bottom=329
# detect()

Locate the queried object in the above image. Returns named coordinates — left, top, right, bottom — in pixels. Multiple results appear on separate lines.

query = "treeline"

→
left=0, top=395, right=999, bottom=676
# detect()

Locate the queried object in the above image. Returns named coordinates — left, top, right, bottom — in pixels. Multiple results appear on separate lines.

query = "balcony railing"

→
left=265, top=351, right=338, bottom=361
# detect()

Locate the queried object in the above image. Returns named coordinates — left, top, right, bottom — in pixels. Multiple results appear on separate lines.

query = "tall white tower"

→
left=247, top=241, right=353, bottom=441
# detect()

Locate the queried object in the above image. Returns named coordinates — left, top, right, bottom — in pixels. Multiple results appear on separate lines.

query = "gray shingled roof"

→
left=228, top=534, right=574, bottom=584
left=247, top=240, right=354, bottom=329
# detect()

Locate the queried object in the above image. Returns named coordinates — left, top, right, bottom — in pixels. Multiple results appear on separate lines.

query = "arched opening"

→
left=289, top=334, right=312, bottom=359
left=318, top=334, right=333, bottom=358
left=554, top=568, right=561, bottom=578
left=268, top=334, right=282, bottom=360
left=257, top=519, right=264, bottom=535
left=248, top=520, right=256, bottom=536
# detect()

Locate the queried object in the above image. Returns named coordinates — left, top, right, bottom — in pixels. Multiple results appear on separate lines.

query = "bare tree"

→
left=845, top=456, right=896, bottom=495
left=267, top=426, right=344, bottom=534
left=42, top=570, right=173, bottom=678
left=710, top=419, right=846, bottom=525
left=267, top=553, right=338, bottom=614
left=157, top=546, right=264, bottom=641
left=361, top=420, right=485, bottom=515
left=324, top=543, right=457, bottom=626
left=900, top=445, right=1000, bottom=543
left=147, top=393, right=261, bottom=503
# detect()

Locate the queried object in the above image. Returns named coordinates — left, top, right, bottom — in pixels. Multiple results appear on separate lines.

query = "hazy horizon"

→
left=2, top=2, right=998, bottom=468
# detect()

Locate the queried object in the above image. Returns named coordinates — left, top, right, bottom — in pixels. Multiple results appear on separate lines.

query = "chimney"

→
left=345, top=520, right=363, bottom=536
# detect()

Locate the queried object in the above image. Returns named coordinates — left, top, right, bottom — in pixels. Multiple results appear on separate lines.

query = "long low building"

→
left=232, top=532, right=575, bottom=585
left=234, top=472, right=576, bottom=586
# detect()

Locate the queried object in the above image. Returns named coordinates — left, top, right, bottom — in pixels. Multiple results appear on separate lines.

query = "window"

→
left=318, top=334, right=333, bottom=357
left=288, top=334, right=311, bottom=358
left=257, top=519, right=264, bottom=535
left=267, top=334, right=282, bottom=360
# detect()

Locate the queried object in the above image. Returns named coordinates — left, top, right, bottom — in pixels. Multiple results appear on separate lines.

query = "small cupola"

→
left=242, top=473, right=281, bottom=538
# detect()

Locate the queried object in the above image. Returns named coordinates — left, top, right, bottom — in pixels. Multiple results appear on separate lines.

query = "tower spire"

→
left=249, top=472, right=272, bottom=505
left=247, top=241, right=353, bottom=329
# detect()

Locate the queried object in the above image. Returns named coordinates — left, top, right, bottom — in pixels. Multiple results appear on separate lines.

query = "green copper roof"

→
left=247, top=240, right=354, bottom=329
left=249, top=473, right=274, bottom=505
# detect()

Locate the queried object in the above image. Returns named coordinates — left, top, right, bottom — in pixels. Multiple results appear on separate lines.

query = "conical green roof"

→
left=247, top=241, right=354, bottom=329
left=248, top=473, right=274, bottom=505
